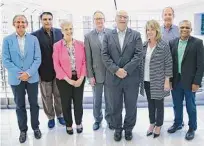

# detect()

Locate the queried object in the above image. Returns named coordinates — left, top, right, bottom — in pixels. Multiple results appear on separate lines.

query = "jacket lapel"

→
left=92, top=30, right=102, bottom=49
left=23, top=34, right=29, bottom=57
left=111, top=29, right=122, bottom=54
left=182, top=36, right=192, bottom=64
left=52, top=28, right=57, bottom=43
left=12, top=33, right=22, bottom=57
left=122, top=28, right=132, bottom=54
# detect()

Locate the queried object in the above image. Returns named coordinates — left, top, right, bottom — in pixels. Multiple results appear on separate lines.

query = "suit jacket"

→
left=140, top=39, right=172, bottom=99
left=101, top=28, right=143, bottom=86
left=84, top=28, right=111, bottom=83
left=2, top=33, right=41, bottom=85
left=169, top=36, right=204, bottom=90
left=52, top=39, right=87, bottom=80
left=31, top=27, right=63, bottom=81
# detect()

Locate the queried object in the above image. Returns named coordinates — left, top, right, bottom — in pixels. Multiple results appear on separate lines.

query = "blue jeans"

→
left=171, top=82, right=197, bottom=130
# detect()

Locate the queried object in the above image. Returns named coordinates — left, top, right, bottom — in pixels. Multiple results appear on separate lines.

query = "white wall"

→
left=174, top=0, right=204, bottom=40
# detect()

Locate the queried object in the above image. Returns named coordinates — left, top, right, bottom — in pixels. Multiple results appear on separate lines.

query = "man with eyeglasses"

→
left=84, top=11, right=113, bottom=131
left=101, top=10, right=143, bottom=141
left=168, top=20, right=204, bottom=140
left=2, top=15, right=42, bottom=143
left=32, top=12, right=65, bottom=129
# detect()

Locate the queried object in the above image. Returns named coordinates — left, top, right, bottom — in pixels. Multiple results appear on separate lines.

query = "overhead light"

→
left=22, top=8, right=28, bottom=12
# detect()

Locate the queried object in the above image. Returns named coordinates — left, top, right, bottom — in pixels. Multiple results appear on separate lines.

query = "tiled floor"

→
left=1, top=106, right=204, bottom=146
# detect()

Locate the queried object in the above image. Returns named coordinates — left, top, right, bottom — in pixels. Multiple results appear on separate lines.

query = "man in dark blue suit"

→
left=32, top=12, right=65, bottom=129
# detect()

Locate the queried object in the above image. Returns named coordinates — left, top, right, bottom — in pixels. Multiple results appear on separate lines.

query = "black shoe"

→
left=77, top=127, right=83, bottom=134
left=167, top=124, right=182, bottom=133
left=34, top=129, right=42, bottom=139
left=146, top=131, right=153, bottom=136
left=108, top=123, right=114, bottom=130
left=125, top=131, right=133, bottom=141
left=153, top=126, right=162, bottom=138
left=185, top=128, right=195, bottom=140
left=153, top=133, right=160, bottom=138
left=19, top=131, right=27, bottom=143
left=93, top=122, right=100, bottom=131
left=114, top=131, right=122, bottom=141
left=66, top=127, right=73, bottom=135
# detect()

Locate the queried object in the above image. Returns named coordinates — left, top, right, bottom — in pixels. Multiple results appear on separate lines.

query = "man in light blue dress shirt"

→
left=2, top=15, right=42, bottom=143
left=161, top=7, right=179, bottom=43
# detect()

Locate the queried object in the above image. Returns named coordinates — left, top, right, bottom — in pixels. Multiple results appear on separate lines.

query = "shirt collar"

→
left=16, top=32, right=26, bottom=38
left=63, top=39, right=75, bottom=47
left=117, top=27, right=127, bottom=34
left=179, top=37, right=189, bottom=43
left=95, top=28, right=105, bottom=34
left=163, top=24, right=175, bottom=30
left=43, top=27, right=53, bottom=33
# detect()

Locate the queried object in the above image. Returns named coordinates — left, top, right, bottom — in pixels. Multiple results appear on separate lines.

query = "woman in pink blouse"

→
left=53, top=21, right=86, bottom=135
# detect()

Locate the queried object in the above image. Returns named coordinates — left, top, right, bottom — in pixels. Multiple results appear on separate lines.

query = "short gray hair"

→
left=59, top=20, right=73, bottom=29
left=13, top=15, right=28, bottom=25
left=179, top=20, right=191, bottom=27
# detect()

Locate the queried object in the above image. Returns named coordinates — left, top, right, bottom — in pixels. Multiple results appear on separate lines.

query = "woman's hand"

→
left=164, top=77, right=171, bottom=91
left=74, top=77, right=84, bottom=87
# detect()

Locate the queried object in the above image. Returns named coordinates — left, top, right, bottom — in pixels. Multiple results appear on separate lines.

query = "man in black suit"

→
left=168, top=20, right=204, bottom=140
left=32, top=12, right=65, bottom=128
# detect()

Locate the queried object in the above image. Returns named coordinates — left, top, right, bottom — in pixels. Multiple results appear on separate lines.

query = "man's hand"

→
left=89, top=77, right=96, bottom=87
left=192, top=84, right=199, bottom=92
left=18, top=72, right=30, bottom=81
left=115, top=68, right=127, bottom=79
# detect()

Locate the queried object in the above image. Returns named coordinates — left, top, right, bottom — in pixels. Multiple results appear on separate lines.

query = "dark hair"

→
left=40, top=12, right=53, bottom=19
left=162, top=7, right=175, bottom=16
left=93, top=10, right=105, bottom=19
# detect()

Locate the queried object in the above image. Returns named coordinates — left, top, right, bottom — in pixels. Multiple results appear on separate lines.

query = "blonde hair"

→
left=145, top=20, right=161, bottom=42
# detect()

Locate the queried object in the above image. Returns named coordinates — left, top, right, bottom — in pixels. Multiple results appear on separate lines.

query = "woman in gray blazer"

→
left=140, top=20, right=173, bottom=138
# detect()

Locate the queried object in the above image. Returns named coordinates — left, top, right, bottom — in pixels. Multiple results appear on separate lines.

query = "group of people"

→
left=2, top=6, right=204, bottom=143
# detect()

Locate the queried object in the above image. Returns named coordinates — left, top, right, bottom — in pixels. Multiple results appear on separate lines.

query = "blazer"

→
left=84, top=28, right=111, bottom=83
left=2, top=33, right=41, bottom=85
left=53, top=39, right=87, bottom=80
left=101, top=28, right=143, bottom=86
left=31, top=27, right=63, bottom=81
left=140, top=39, right=173, bottom=99
left=169, top=36, right=204, bottom=90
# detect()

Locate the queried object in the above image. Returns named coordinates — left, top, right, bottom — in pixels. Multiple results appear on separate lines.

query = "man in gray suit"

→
left=102, top=10, right=143, bottom=141
left=85, top=11, right=113, bottom=131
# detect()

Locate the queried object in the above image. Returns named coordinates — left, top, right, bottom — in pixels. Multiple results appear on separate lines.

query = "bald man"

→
left=102, top=10, right=143, bottom=141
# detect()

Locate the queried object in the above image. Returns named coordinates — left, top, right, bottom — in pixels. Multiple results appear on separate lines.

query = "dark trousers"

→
left=144, top=81, right=164, bottom=126
left=171, top=81, right=197, bottom=130
left=11, top=81, right=39, bottom=132
left=109, top=82, right=139, bottom=132
left=56, top=75, right=85, bottom=127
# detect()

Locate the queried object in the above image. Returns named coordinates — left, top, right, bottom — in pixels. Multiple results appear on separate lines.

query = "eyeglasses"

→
left=42, top=18, right=52, bottom=21
left=94, top=18, right=104, bottom=21
left=180, top=26, right=191, bottom=29
left=117, top=15, right=129, bottom=20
